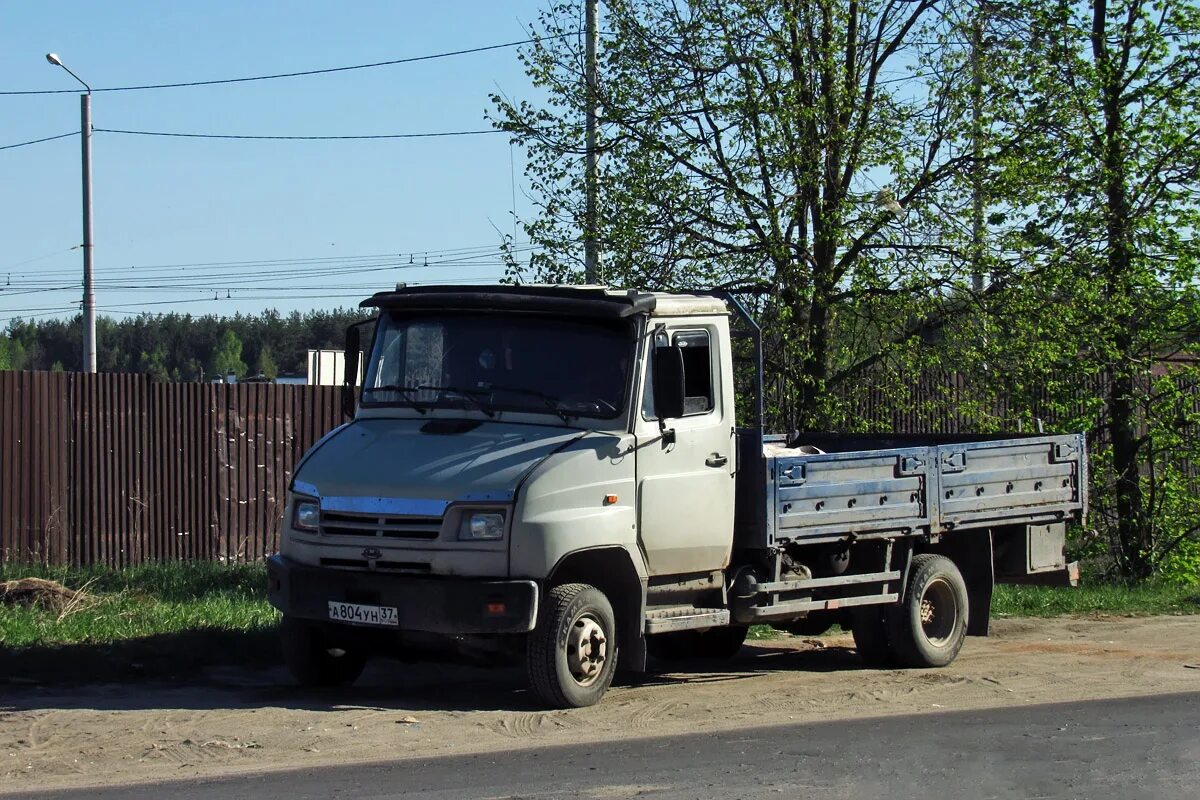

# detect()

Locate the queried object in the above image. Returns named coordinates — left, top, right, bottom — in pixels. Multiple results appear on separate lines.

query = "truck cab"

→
left=267, top=284, right=1085, bottom=708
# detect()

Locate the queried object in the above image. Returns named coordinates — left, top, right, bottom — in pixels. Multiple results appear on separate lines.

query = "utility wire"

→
left=11, top=244, right=537, bottom=280
left=0, top=36, right=569, bottom=96
left=0, top=276, right=508, bottom=323
left=97, top=127, right=499, bottom=141
left=0, top=131, right=77, bottom=150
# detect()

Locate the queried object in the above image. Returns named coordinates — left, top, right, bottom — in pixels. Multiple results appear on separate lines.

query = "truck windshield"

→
left=361, top=312, right=633, bottom=420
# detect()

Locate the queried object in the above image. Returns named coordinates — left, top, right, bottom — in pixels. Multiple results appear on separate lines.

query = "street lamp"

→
left=46, top=52, right=97, bottom=373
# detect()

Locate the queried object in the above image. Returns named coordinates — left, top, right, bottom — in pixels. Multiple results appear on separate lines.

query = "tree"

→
left=493, top=0, right=1039, bottom=426
left=256, top=343, right=279, bottom=380
left=946, top=0, right=1200, bottom=580
left=211, top=329, right=248, bottom=379
left=137, top=344, right=170, bottom=382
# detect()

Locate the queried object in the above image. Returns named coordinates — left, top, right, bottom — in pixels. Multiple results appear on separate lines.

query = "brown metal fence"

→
left=1, top=372, right=341, bottom=566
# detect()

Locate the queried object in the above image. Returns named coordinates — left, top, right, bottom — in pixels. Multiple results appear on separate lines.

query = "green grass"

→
left=991, top=581, right=1200, bottom=618
left=0, top=561, right=279, bottom=683
left=0, top=561, right=277, bottom=648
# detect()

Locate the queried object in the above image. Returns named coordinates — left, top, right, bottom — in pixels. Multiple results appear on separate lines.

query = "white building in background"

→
left=307, top=349, right=362, bottom=387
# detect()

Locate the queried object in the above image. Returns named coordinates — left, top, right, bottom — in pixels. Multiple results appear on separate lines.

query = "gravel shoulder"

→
left=3, top=614, right=1198, bottom=795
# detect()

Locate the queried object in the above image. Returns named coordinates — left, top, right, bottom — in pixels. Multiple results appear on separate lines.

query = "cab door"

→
left=634, top=319, right=736, bottom=576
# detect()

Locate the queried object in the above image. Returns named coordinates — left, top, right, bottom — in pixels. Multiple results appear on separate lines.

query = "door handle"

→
left=706, top=454, right=728, bottom=468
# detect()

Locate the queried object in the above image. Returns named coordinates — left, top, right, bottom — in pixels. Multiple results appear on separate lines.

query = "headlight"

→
left=459, top=511, right=505, bottom=541
left=293, top=500, right=320, bottom=531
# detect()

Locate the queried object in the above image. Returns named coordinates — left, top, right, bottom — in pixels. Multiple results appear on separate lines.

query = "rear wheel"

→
left=850, top=607, right=896, bottom=666
left=527, top=583, right=618, bottom=708
left=647, top=625, right=749, bottom=662
left=888, top=554, right=969, bottom=667
left=280, top=617, right=367, bottom=687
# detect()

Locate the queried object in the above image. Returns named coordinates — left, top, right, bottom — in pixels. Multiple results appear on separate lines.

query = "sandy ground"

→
left=2, top=615, right=1198, bottom=795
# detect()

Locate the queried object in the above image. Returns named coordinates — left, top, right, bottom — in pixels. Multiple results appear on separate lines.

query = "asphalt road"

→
left=25, top=692, right=1200, bottom=800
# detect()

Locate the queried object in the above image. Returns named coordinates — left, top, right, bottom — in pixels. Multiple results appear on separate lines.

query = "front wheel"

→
left=887, top=554, right=969, bottom=668
left=527, top=583, right=618, bottom=708
left=280, top=617, right=367, bottom=687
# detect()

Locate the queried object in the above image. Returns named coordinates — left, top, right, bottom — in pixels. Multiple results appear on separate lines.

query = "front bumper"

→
left=267, top=555, right=538, bottom=634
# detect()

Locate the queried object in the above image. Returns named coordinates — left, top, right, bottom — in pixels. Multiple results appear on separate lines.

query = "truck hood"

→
left=292, top=418, right=586, bottom=503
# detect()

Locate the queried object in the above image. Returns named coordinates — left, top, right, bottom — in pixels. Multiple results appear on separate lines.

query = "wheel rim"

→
left=918, top=577, right=957, bottom=647
left=565, top=612, right=608, bottom=687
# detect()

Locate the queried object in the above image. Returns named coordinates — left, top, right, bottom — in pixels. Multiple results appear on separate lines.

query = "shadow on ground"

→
left=0, top=629, right=869, bottom=715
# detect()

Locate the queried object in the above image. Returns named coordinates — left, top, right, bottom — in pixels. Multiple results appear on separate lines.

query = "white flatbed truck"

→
left=267, top=285, right=1085, bottom=707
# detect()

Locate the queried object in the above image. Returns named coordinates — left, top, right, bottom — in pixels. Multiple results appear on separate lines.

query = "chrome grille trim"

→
left=319, top=510, right=442, bottom=540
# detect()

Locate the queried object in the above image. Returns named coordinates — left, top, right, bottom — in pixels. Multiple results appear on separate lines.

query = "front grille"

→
left=319, top=510, right=442, bottom=540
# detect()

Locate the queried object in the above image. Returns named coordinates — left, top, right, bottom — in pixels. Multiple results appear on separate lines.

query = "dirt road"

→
left=3, top=615, right=1198, bottom=795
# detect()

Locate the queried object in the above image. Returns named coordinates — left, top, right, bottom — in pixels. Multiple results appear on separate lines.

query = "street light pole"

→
left=46, top=53, right=96, bottom=373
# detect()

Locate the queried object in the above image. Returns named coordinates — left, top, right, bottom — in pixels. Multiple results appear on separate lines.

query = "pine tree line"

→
left=0, top=309, right=373, bottom=381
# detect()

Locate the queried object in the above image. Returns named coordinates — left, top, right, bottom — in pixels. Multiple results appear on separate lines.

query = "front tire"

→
left=527, top=583, right=618, bottom=708
left=281, top=617, right=367, bottom=687
left=887, top=554, right=969, bottom=667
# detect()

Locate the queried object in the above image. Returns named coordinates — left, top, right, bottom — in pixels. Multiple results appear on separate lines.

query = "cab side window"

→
left=641, top=328, right=715, bottom=420
left=674, top=330, right=713, bottom=415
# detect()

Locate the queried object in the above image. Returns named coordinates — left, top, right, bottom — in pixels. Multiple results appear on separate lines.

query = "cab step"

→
left=644, top=606, right=730, bottom=634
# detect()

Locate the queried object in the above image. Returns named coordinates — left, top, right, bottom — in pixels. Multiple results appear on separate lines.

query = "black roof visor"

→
left=361, top=285, right=657, bottom=318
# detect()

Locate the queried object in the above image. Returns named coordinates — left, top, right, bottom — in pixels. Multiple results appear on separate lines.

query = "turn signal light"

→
left=486, top=602, right=507, bottom=616
left=604, top=494, right=618, bottom=505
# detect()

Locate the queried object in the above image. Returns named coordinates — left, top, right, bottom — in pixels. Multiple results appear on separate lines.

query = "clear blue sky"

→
left=0, top=1, right=554, bottom=326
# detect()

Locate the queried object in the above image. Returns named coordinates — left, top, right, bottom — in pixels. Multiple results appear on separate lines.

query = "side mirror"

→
left=341, top=324, right=361, bottom=420
left=651, top=345, right=686, bottom=421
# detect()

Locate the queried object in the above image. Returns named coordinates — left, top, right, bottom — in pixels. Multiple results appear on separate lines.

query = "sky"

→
left=0, top=0, right=556, bottom=327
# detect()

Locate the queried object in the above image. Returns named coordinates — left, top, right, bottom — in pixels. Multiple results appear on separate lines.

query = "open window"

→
left=674, top=330, right=713, bottom=415
left=643, top=327, right=715, bottom=421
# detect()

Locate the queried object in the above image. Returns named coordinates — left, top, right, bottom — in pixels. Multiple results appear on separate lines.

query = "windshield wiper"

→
left=360, top=384, right=429, bottom=414
left=485, top=384, right=575, bottom=424
left=416, top=385, right=497, bottom=418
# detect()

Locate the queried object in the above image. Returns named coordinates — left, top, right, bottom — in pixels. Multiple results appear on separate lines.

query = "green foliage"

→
left=969, top=0, right=1200, bottom=580
left=493, top=0, right=1008, bottom=427
left=0, top=335, right=27, bottom=371
left=210, top=329, right=247, bottom=379
left=255, top=343, right=279, bottom=380
left=137, top=344, right=170, bottom=382
left=1, top=308, right=372, bottom=380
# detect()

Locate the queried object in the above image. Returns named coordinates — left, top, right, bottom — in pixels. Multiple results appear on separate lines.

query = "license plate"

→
left=327, top=601, right=399, bottom=627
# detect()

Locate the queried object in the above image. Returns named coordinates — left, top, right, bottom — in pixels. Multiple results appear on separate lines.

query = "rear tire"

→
left=281, top=617, right=367, bottom=687
left=647, top=625, right=749, bottom=662
left=887, top=554, right=969, bottom=668
left=527, top=583, right=618, bottom=708
left=851, top=608, right=896, bottom=666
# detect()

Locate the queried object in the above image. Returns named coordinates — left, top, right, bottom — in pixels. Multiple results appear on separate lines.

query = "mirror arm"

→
left=657, top=416, right=676, bottom=445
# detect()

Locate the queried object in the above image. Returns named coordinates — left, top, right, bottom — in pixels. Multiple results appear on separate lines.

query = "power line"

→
left=0, top=276, right=508, bottom=323
left=0, top=131, right=77, bottom=150
left=97, top=127, right=500, bottom=141
left=0, top=36, right=569, bottom=96
left=10, top=243, right=537, bottom=280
